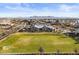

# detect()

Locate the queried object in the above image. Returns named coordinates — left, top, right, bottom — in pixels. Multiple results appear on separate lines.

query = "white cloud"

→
left=4, top=4, right=31, bottom=11
left=5, top=6, right=17, bottom=9
left=1, top=4, right=79, bottom=18
left=59, top=4, right=79, bottom=12
left=0, top=9, right=79, bottom=18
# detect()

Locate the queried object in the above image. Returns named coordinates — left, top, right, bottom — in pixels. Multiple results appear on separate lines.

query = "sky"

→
left=0, top=3, right=79, bottom=17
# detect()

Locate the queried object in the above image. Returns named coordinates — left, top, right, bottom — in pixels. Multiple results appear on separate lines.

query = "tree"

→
left=74, top=49, right=78, bottom=54
left=38, top=47, right=44, bottom=55
left=56, top=49, right=60, bottom=54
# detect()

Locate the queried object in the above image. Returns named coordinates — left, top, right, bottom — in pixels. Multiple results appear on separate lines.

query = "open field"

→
left=0, top=32, right=79, bottom=54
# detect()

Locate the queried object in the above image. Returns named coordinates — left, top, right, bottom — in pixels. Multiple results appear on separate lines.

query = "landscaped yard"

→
left=0, top=32, right=79, bottom=54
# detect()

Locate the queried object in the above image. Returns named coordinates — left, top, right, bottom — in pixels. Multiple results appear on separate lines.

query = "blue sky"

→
left=0, top=3, right=79, bottom=17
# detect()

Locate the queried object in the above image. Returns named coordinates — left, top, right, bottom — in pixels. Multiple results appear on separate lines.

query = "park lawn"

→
left=0, top=32, right=79, bottom=54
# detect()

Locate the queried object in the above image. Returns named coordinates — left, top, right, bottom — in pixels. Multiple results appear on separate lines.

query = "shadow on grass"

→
left=64, top=33, right=79, bottom=44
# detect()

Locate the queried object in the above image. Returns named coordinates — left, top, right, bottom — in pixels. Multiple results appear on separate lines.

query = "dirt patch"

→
left=53, top=42, right=71, bottom=45
left=2, top=46, right=11, bottom=50
left=12, top=37, right=32, bottom=47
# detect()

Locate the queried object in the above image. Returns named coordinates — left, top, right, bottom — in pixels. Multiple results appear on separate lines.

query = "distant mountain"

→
left=0, top=16, right=79, bottom=20
left=28, top=16, right=55, bottom=19
left=27, top=16, right=79, bottom=20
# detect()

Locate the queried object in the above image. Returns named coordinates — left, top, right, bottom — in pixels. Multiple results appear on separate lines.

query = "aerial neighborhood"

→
left=0, top=16, right=79, bottom=54
left=0, top=16, right=79, bottom=34
left=1, top=3, right=79, bottom=55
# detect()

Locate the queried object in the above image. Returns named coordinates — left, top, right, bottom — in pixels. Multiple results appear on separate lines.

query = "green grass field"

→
left=0, top=32, right=79, bottom=54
